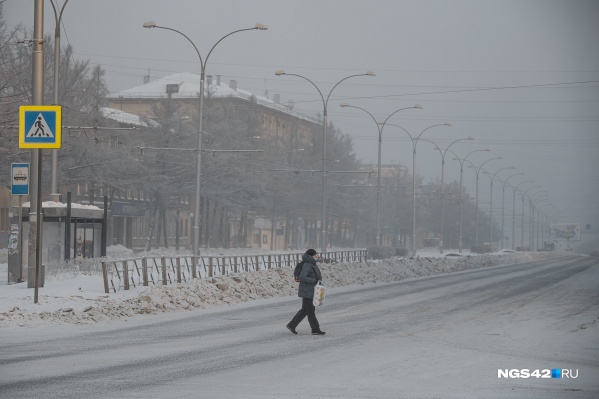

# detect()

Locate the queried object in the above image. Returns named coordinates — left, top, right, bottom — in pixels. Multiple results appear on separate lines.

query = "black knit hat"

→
left=305, top=249, right=317, bottom=257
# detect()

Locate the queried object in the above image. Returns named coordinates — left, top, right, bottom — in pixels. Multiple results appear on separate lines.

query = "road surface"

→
left=1, top=255, right=597, bottom=398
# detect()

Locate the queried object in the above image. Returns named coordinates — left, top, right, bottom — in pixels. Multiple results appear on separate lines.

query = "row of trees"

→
left=137, top=91, right=502, bottom=250
left=0, top=5, right=131, bottom=190
left=0, top=5, right=500, bottom=251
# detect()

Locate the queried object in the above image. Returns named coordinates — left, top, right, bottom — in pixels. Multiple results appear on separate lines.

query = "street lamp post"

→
left=484, top=166, right=514, bottom=248
left=520, top=185, right=542, bottom=250
left=449, top=149, right=490, bottom=253
left=529, top=191, right=549, bottom=250
left=384, top=123, right=451, bottom=255
left=144, top=21, right=267, bottom=260
left=29, top=0, right=44, bottom=300
left=421, top=137, right=474, bottom=253
left=511, top=180, right=534, bottom=250
left=49, top=0, right=69, bottom=201
left=494, top=172, right=523, bottom=249
left=465, top=157, right=502, bottom=246
left=275, top=71, right=376, bottom=254
left=535, top=202, right=553, bottom=249
left=339, top=103, right=422, bottom=246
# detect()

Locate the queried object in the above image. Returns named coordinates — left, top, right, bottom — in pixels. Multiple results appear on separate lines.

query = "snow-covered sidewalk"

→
left=0, top=249, right=562, bottom=328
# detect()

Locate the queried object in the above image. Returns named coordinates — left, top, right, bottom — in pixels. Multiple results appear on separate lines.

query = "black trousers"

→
left=289, top=297, right=320, bottom=332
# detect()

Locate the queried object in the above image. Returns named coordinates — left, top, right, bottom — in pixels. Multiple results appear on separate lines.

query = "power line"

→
left=286, top=81, right=599, bottom=105
left=73, top=52, right=599, bottom=75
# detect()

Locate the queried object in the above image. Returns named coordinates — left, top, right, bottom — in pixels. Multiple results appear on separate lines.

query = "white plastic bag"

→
left=313, top=281, right=325, bottom=306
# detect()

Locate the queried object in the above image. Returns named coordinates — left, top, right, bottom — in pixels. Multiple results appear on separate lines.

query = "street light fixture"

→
left=275, top=70, right=376, bottom=254
left=534, top=203, right=550, bottom=248
left=493, top=171, right=524, bottom=249
left=465, top=157, right=502, bottom=246
left=49, top=0, right=69, bottom=201
left=448, top=148, right=490, bottom=253
left=422, top=137, right=474, bottom=253
left=385, top=123, right=452, bottom=255
left=144, top=21, right=267, bottom=260
left=519, top=185, right=542, bottom=250
left=483, top=166, right=514, bottom=247
left=511, top=180, right=534, bottom=249
left=529, top=190, right=549, bottom=249
left=534, top=199, right=553, bottom=249
left=339, top=103, right=422, bottom=246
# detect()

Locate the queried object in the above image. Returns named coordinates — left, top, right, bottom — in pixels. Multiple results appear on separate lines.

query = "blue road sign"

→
left=11, top=163, right=30, bottom=195
left=19, top=105, right=62, bottom=149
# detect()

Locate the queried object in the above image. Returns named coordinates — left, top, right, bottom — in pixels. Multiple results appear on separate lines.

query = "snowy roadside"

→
left=0, top=249, right=563, bottom=328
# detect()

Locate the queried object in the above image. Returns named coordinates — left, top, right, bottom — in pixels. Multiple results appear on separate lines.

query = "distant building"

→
left=97, top=72, right=321, bottom=251
left=105, top=72, right=319, bottom=145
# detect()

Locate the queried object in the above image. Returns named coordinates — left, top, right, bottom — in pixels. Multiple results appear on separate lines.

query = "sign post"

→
left=28, top=0, right=45, bottom=303
left=19, top=105, right=62, bottom=301
left=8, top=163, right=29, bottom=284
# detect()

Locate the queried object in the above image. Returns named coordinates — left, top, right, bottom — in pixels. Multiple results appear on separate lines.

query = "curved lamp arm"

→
left=276, top=71, right=376, bottom=113
left=144, top=22, right=267, bottom=71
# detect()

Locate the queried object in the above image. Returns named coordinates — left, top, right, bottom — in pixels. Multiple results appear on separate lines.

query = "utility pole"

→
left=28, top=0, right=45, bottom=303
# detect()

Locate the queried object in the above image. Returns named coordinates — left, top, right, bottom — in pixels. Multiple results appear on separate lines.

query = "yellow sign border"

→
left=19, top=105, right=62, bottom=149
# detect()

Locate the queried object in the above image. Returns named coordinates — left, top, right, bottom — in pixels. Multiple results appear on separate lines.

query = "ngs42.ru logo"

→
left=498, top=369, right=578, bottom=379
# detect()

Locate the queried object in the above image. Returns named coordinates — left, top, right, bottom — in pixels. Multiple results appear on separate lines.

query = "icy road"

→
left=1, top=255, right=597, bottom=398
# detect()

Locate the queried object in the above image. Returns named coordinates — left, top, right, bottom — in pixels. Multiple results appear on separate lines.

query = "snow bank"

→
left=21, top=201, right=102, bottom=210
left=0, top=252, right=559, bottom=328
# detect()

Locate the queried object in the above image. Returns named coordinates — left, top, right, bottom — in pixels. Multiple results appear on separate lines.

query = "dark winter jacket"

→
left=297, top=253, right=322, bottom=299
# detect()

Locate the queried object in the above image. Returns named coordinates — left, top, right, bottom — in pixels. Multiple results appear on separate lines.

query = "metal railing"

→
left=101, top=250, right=367, bottom=293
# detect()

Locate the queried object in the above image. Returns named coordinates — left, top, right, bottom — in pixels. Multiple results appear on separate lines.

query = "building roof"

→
left=107, top=72, right=320, bottom=124
left=100, top=107, right=161, bottom=128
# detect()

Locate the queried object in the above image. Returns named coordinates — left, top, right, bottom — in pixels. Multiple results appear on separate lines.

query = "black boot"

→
left=286, top=323, right=298, bottom=334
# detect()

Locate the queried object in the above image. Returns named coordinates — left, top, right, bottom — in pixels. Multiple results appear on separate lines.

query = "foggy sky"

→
left=4, top=0, right=599, bottom=229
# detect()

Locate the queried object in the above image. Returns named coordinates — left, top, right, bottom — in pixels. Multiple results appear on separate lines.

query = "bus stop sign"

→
left=11, top=163, right=30, bottom=195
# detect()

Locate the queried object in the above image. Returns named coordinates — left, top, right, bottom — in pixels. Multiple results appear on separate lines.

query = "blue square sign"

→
left=19, top=105, right=62, bottom=149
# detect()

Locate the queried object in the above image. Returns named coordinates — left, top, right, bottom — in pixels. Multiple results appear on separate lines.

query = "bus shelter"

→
left=8, top=198, right=107, bottom=284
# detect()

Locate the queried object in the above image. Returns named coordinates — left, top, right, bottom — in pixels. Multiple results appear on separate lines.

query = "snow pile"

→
left=106, top=244, right=135, bottom=259
left=0, top=252, right=559, bottom=327
left=22, top=201, right=102, bottom=210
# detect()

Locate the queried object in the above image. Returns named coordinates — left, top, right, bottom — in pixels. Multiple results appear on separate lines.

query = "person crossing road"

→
left=286, top=249, right=326, bottom=335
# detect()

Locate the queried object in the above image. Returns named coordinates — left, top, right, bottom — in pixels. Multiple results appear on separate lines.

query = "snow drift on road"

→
left=0, top=252, right=559, bottom=328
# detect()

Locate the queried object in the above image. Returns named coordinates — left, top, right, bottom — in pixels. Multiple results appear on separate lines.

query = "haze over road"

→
left=1, top=255, right=597, bottom=398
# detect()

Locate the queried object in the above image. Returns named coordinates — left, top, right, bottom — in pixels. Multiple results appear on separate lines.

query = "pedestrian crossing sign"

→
left=19, top=105, right=62, bottom=149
